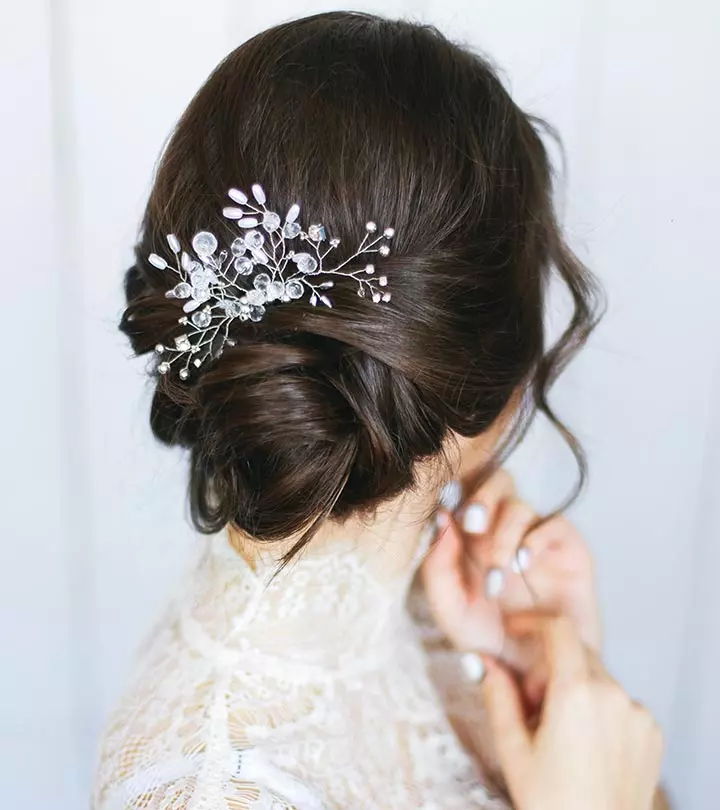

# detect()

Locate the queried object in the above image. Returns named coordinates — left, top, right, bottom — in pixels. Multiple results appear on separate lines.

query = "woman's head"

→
left=121, top=11, right=601, bottom=558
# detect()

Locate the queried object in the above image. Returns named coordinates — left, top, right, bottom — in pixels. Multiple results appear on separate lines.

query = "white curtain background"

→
left=1, top=1, right=719, bottom=807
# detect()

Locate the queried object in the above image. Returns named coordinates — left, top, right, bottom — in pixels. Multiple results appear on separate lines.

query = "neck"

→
left=229, top=458, right=444, bottom=576
left=217, top=474, right=442, bottom=669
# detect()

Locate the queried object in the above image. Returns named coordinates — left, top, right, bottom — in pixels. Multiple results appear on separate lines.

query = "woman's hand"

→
left=481, top=615, right=663, bottom=810
left=421, top=469, right=601, bottom=668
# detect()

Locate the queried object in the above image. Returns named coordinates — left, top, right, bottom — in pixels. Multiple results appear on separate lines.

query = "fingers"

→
left=481, top=657, right=532, bottom=773
left=460, top=495, right=537, bottom=600
left=421, top=512, right=475, bottom=642
left=442, top=468, right=515, bottom=539
left=488, top=498, right=538, bottom=567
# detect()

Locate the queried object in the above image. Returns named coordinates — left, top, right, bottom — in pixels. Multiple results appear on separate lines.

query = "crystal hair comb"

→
left=149, top=184, right=394, bottom=379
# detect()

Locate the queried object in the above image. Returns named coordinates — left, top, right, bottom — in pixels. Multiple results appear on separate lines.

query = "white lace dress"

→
left=92, top=527, right=509, bottom=810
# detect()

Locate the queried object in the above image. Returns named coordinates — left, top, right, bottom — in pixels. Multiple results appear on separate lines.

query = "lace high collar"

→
left=186, top=518, right=435, bottom=673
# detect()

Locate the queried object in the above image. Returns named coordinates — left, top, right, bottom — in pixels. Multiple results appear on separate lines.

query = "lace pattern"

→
left=93, top=530, right=510, bottom=810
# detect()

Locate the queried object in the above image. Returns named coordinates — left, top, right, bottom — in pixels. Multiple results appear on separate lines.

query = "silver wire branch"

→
left=148, top=184, right=394, bottom=380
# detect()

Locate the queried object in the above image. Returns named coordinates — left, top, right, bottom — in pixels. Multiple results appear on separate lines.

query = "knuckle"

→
left=494, top=498, right=536, bottom=536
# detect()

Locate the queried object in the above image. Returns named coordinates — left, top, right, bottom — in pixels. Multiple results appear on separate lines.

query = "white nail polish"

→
left=462, top=503, right=488, bottom=534
left=511, top=547, right=531, bottom=574
left=439, top=480, right=462, bottom=512
left=460, top=652, right=485, bottom=683
left=485, top=567, right=505, bottom=599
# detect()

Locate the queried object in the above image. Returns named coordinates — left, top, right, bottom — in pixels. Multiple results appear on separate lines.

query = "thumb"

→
left=482, top=657, right=532, bottom=773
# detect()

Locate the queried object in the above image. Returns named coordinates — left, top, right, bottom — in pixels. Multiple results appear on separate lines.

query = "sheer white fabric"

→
left=92, top=526, right=509, bottom=810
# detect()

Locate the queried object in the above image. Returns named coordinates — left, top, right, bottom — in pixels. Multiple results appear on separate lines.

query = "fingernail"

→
left=511, top=547, right=531, bottom=574
left=460, top=652, right=486, bottom=683
left=485, top=567, right=505, bottom=599
left=439, top=480, right=462, bottom=512
left=462, top=503, right=488, bottom=534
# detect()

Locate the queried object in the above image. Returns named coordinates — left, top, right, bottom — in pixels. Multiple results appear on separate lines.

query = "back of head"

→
left=121, top=11, right=599, bottom=557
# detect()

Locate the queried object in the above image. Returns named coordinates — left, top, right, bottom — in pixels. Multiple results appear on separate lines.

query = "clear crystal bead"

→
left=253, top=273, right=270, bottom=291
left=194, top=358, right=202, bottom=368
left=237, top=217, right=259, bottom=228
left=244, top=230, right=265, bottom=250
left=266, top=280, right=284, bottom=301
left=222, top=206, right=246, bottom=220
left=372, top=292, right=381, bottom=303
left=234, top=257, right=253, bottom=275
left=246, top=289, right=266, bottom=306
left=308, top=224, right=326, bottom=241
left=382, top=292, right=392, bottom=302
left=285, top=279, right=304, bottom=299
left=172, top=282, right=192, bottom=298
left=330, top=237, right=340, bottom=247
left=167, top=234, right=181, bottom=253
left=179, top=368, right=189, bottom=380
left=158, top=362, right=170, bottom=375
left=226, top=300, right=244, bottom=317
left=286, top=203, right=300, bottom=223
left=190, top=267, right=214, bottom=288
left=192, top=309, right=212, bottom=328
left=366, top=221, right=377, bottom=232
left=249, top=304, right=265, bottom=321
left=357, top=287, right=365, bottom=297
left=231, top=237, right=246, bottom=256
left=155, top=344, right=165, bottom=354
left=365, top=265, right=374, bottom=274
left=383, top=227, right=395, bottom=238
left=379, top=245, right=390, bottom=256
left=191, top=286, right=211, bottom=304
left=191, top=231, right=218, bottom=257
left=379, top=276, right=388, bottom=286
left=174, top=335, right=191, bottom=351
left=292, top=253, right=318, bottom=274
left=283, top=221, right=301, bottom=239
left=262, top=211, right=281, bottom=232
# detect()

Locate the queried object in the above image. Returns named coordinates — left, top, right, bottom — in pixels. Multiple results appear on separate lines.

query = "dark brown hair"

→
left=121, top=11, right=602, bottom=559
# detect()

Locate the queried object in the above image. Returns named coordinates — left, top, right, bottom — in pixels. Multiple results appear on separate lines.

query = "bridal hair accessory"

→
left=149, top=184, right=395, bottom=379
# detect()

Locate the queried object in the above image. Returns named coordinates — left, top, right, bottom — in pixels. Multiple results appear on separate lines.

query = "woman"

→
left=94, top=11, right=663, bottom=809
